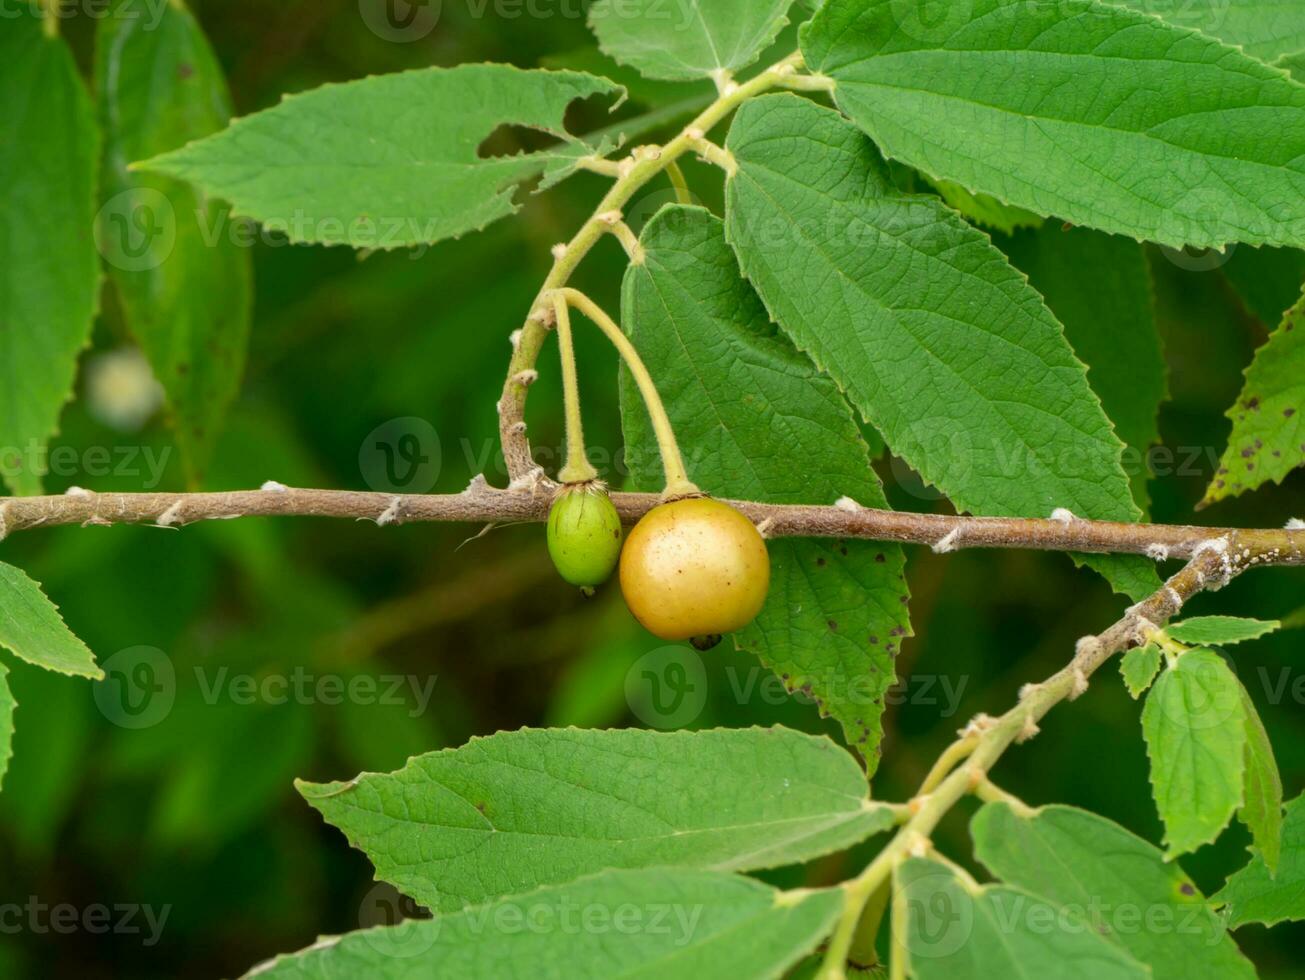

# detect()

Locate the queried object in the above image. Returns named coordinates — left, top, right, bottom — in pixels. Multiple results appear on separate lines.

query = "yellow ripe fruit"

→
left=619, top=496, right=770, bottom=644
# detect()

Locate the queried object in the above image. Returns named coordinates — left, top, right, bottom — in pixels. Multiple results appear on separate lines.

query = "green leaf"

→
left=801, top=0, right=1305, bottom=250
left=242, top=868, right=840, bottom=980
left=1141, top=650, right=1246, bottom=857
left=1279, top=49, right=1305, bottom=80
left=1202, top=287, right=1305, bottom=504
left=96, top=0, right=253, bottom=483
left=930, top=178, right=1044, bottom=235
left=297, top=726, right=896, bottom=913
left=1003, top=226, right=1166, bottom=512
left=138, top=65, right=624, bottom=248
left=971, top=803, right=1256, bottom=980
left=1237, top=681, right=1284, bottom=873
left=620, top=206, right=911, bottom=761
left=0, top=562, right=101, bottom=680
left=724, top=94, right=1157, bottom=600
left=588, top=0, right=795, bottom=81
left=1165, top=616, right=1281, bottom=646
left=1116, top=0, right=1305, bottom=64
left=1120, top=643, right=1162, bottom=699
left=895, top=856, right=1148, bottom=979
left=1213, top=793, right=1305, bottom=927
left=0, top=16, right=100, bottom=495
left=0, top=663, right=13, bottom=791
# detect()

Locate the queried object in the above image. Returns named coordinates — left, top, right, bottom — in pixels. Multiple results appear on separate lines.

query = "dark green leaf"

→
left=1202, top=288, right=1305, bottom=504
left=1237, top=681, right=1284, bottom=872
left=972, top=803, right=1256, bottom=980
left=1213, top=793, right=1305, bottom=927
left=1003, top=226, right=1166, bottom=512
left=802, top=0, right=1305, bottom=249
left=589, top=0, right=795, bottom=81
left=96, top=0, right=253, bottom=482
left=724, top=94, right=1157, bottom=599
left=242, top=869, right=841, bottom=980
left=621, top=206, right=911, bottom=760
left=896, top=856, right=1148, bottom=979
left=298, top=726, right=896, bottom=912
left=138, top=65, right=625, bottom=248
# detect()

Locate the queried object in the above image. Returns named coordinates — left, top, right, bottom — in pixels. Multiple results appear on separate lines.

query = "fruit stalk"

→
left=553, top=288, right=698, bottom=499
left=551, top=293, right=599, bottom=485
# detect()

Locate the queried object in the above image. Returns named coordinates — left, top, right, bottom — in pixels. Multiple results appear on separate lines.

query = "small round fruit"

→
left=620, top=496, right=770, bottom=642
left=547, top=482, right=623, bottom=591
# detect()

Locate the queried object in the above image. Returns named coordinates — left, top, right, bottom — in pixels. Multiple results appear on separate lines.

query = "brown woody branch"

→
left=818, top=546, right=1242, bottom=979
left=1, top=478, right=1301, bottom=569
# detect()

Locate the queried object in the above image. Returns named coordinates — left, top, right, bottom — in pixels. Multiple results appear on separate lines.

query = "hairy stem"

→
left=496, top=50, right=806, bottom=486
left=552, top=294, right=599, bottom=484
left=816, top=549, right=1238, bottom=979
left=554, top=288, right=698, bottom=497
left=2, top=484, right=1302, bottom=569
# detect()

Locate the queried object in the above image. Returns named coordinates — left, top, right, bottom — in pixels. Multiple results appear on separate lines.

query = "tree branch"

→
left=816, top=546, right=1240, bottom=979
left=1, top=479, right=1301, bottom=569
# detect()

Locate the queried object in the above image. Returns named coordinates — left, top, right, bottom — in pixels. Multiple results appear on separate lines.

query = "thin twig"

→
left=815, top=548, right=1238, bottom=979
left=3, top=484, right=1300, bottom=569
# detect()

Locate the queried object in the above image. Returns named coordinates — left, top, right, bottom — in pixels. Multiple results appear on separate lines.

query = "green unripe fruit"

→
left=547, top=482, right=624, bottom=592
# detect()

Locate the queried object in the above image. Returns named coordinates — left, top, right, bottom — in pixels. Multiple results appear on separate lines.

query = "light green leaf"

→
left=0, top=663, right=13, bottom=791
left=1142, top=650, right=1246, bottom=857
left=1165, top=616, right=1281, bottom=646
left=621, top=206, right=910, bottom=761
left=801, top=0, right=1305, bottom=250
left=0, top=16, right=100, bottom=496
left=1003, top=226, right=1165, bottom=512
left=896, top=857, right=1148, bottom=979
left=0, top=562, right=101, bottom=680
left=138, top=65, right=624, bottom=248
left=930, top=178, right=1043, bottom=235
left=1116, top=0, right=1305, bottom=64
left=724, top=94, right=1157, bottom=600
left=1120, top=643, right=1163, bottom=699
left=588, top=0, right=795, bottom=81
left=972, top=803, right=1256, bottom=980
left=1237, top=681, right=1284, bottom=872
left=1213, top=793, right=1305, bottom=927
left=242, top=868, right=840, bottom=980
left=96, top=0, right=253, bottom=483
left=297, top=726, right=896, bottom=912
left=1202, top=288, right=1305, bottom=504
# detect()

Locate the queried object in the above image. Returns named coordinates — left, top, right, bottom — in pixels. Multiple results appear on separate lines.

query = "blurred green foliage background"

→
left=1, top=1, right=1303, bottom=976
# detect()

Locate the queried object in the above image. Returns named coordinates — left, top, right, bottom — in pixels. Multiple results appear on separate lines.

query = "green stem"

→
left=665, top=160, right=693, bottom=205
left=555, top=288, right=698, bottom=498
left=552, top=293, right=599, bottom=484
left=498, top=50, right=807, bottom=483
left=847, top=876, right=890, bottom=970
left=40, top=0, right=60, bottom=36
left=889, top=863, right=909, bottom=980
left=814, top=550, right=1229, bottom=979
